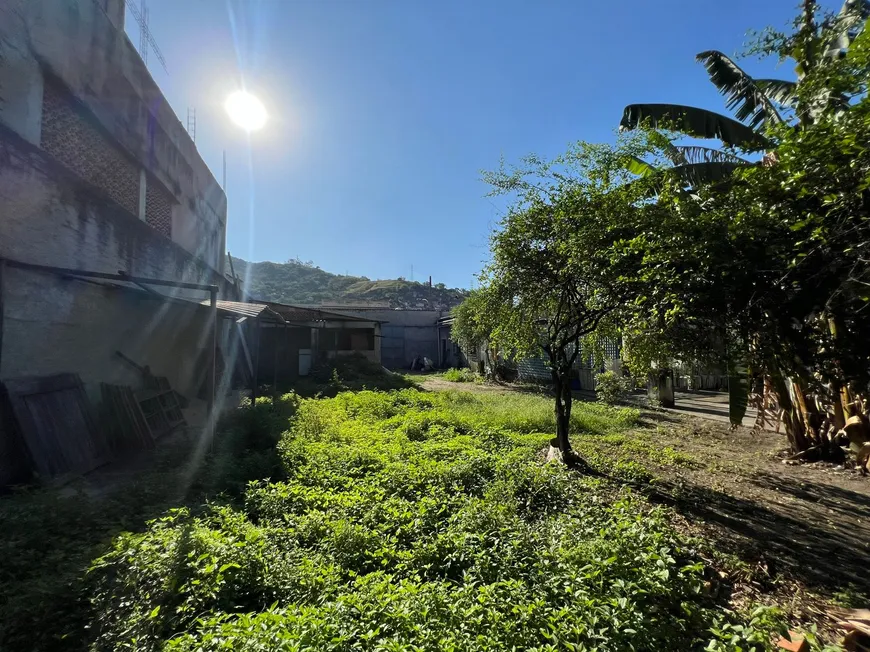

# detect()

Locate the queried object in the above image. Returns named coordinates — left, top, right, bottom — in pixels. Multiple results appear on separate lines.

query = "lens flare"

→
left=225, top=90, right=267, bottom=131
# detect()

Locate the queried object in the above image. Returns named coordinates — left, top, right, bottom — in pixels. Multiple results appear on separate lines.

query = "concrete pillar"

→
left=138, top=169, right=147, bottom=221
left=374, top=323, right=382, bottom=365
left=648, top=370, right=675, bottom=408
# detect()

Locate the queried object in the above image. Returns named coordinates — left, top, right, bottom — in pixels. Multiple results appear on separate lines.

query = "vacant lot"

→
left=1, top=383, right=866, bottom=650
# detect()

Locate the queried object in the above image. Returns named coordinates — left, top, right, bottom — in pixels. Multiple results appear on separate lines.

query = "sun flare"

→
left=225, top=90, right=267, bottom=131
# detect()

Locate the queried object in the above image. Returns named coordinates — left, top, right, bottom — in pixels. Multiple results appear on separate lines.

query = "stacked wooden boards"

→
left=0, top=374, right=187, bottom=485
left=2, top=374, right=108, bottom=482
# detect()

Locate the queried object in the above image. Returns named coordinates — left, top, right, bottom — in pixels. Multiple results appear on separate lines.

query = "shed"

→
left=264, top=301, right=382, bottom=377
left=198, top=299, right=286, bottom=401
left=206, top=300, right=383, bottom=393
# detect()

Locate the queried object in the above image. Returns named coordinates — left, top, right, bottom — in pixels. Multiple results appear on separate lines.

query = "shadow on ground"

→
left=644, top=471, right=870, bottom=595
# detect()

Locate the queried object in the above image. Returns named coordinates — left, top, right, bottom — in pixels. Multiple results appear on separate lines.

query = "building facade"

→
left=317, top=305, right=447, bottom=370
left=0, top=0, right=231, bottom=398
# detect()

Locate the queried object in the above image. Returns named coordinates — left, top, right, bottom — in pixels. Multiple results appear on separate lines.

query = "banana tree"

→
left=619, top=0, right=870, bottom=432
left=620, top=0, right=870, bottom=186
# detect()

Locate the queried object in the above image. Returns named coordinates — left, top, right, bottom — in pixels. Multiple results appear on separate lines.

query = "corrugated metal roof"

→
left=191, top=299, right=379, bottom=324
left=265, top=302, right=379, bottom=323
left=200, top=300, right=285, bottom=322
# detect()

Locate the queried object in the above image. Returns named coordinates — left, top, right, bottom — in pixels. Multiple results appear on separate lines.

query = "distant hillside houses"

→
left=229, top=256, right=467, bottom=310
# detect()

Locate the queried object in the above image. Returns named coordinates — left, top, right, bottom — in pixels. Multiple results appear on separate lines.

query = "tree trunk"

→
left=792, top=379, right=820, bottom=446
left=552, top=370, right=573, bottom=454
left=828, top=316, right=854, bottom=423
left=771, top=373, right=809, bottom=453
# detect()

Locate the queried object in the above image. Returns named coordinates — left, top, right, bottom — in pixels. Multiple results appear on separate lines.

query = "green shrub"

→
left=76, top=389, right=780, bottom=651
left=595, top=370, right=635, bottom=405
left=300, top=353, right=417, bottom=396
left=443, top=367, right=478, bottom=382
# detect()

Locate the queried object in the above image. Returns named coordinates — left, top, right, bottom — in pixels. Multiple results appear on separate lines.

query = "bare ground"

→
left=630, top=413, right=870, bottom=595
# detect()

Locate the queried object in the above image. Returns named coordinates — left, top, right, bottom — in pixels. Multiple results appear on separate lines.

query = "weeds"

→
left=76, top=390, right=781, bottom=651
left=595, top=370, right=635, bottom=405
left=0, top=393, right=301, bottom=651
left=442, top=367, right=480, bottom=383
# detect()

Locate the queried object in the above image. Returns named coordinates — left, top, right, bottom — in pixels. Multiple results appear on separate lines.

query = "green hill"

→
left=229, top=257, right=467, bottom=310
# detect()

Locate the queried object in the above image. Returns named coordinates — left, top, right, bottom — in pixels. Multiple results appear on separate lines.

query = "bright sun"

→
left=225, top=90, right=267, bottom=131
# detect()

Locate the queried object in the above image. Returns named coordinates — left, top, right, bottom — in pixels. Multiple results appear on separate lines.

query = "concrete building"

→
left=317, top=305, right=448, bottom=370
left=0, top=0, right=231, bottom=399
left=259, top=303, right=383, bottom=383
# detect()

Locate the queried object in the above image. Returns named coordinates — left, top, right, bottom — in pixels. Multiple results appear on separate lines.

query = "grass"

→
left=1, top=387, right=803, bottom=651
left=441, top=367, right=481, bottom=383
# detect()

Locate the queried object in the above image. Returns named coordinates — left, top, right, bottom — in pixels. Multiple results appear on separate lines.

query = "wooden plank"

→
left=101, top=384, right=122, bottom=453
left=0, top=260, right=5, bottom=375
left=124, top=387, right=154, bottom=446
left=3, top=374, right=108, bottom=480
left=0, top=387, right=30, bottom=485
left=102, top=383, right=152, bottom=452
left=4, top=373, right=85, bottom=396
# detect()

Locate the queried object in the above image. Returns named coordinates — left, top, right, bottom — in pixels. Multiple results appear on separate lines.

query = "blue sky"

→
left=134, top=0, right=827, bottom=289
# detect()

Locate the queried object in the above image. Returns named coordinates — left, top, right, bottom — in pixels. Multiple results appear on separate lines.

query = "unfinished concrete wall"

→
left=0, top=0, right=233, bottom=402
left=1, top=267, right=214, bottom=399
left=0, top=0, right=226, bottom=274
left=317, top=321, right=382, bottom=366
left=0, top=137, right=223, bottom=297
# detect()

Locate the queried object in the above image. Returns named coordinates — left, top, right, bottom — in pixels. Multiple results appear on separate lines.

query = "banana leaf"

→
left=695, top=51, right=784, bottom=128
left=671, top=161, right=747, bottom=186
left=620, top=104, right=770, bottom=149
left=754, top=79, right=799, bottom=109
left=673, top=146, right=750, bottom=165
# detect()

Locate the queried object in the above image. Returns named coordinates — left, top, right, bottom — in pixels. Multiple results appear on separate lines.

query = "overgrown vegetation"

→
left=1, top=386, right=811, bottom=651
left=77, top=390, right=796, bottom=651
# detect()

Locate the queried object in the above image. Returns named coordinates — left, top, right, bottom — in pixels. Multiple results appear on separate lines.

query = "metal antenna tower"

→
left=126, top=0, right=168, bottom=72
left=186, top=107, right=196, bottom=142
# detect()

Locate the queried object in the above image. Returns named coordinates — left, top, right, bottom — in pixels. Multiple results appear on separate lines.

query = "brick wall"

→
left=145, top=176, right=173, bottom=238
left=40, top=79, right=140, bottom=217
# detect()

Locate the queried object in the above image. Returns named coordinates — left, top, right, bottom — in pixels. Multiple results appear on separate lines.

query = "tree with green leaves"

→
left=615, top=13, right=870, bottom=455
left=464, top=141, right=660, bottom=458
left=613, top=0, right=870, bottom=446
left=450, top=289, right=499, bottom=376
